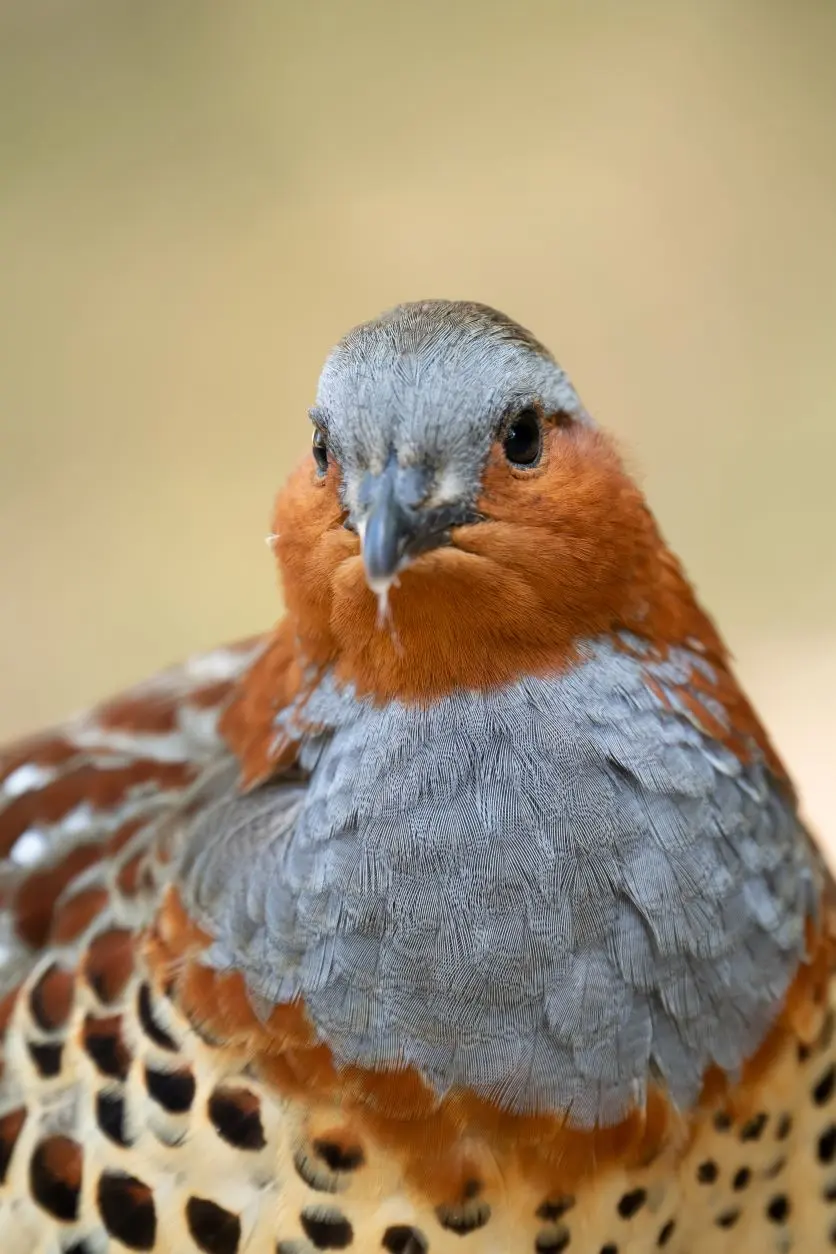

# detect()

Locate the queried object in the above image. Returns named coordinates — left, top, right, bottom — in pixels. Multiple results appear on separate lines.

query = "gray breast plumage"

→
left=180, top=637, right=819, bottom=1127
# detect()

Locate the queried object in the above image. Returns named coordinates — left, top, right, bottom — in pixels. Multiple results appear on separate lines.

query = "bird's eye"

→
left=312, top=427, right=329, bottom=474
left=503, top=408, right=542, bottom=467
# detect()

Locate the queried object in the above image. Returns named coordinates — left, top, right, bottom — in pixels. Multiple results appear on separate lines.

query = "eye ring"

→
left=502, top=408, right=542, bottom=468
left=312, top=427, right=329, bottom=475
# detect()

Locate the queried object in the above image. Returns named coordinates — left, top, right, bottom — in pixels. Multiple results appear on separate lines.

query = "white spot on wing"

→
left=61, top=803, right=96, bottom=835
left=184, top=644, right=262, bottom=684
left=68, top=726, right=194, bottom=763
left=10, top=829, right=49, bottom=867
left=177, top=704, right=221, bottom=750
left=2, top=763, right=55, bottom=799
left=69, top=696, right=224, bottom=763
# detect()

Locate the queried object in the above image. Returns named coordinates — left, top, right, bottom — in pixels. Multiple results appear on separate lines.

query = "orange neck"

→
left=222, top=433, right=790, bottom=789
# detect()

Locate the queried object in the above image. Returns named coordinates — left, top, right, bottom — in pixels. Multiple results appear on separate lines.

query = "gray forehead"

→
left=313, top=301, right=588, bottom=480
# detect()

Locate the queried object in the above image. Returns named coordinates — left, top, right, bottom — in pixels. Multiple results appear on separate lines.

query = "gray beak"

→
left=356, top=456, right=483, bottom=592
left=359, top=458, right=428, bottom=588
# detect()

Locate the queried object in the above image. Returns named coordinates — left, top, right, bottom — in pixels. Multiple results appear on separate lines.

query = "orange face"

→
left=271, top=407, right=719, bottom=704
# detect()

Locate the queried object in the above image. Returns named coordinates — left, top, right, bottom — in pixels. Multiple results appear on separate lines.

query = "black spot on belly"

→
left=382, top=1226, right=428, bottom=1253
left=144, top=1064, right=195, bottom=1113
left=208, top=1087, right=266, bottom=1151
left=300, top=1207, right=354, bottom=1249
left=137, top=981, right=178, bottom=1051
left=29, top=1136, right=81, bottom=1222
left=617, top=1188, right=646, bottom=1219
left=186, top=1196, right=242, bottom=1254
left=97, top=1171, right=157, bottom=1249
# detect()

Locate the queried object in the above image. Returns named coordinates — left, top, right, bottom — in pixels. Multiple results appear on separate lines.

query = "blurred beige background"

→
left=0, top=2, right=833, bottom=840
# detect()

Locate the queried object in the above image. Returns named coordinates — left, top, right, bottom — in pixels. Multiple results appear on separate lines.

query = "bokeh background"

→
left=1, top=2, right=834, bottom=841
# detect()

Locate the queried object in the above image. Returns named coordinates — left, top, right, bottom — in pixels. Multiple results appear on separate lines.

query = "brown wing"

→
left=0, top=638, right=264, bottom=994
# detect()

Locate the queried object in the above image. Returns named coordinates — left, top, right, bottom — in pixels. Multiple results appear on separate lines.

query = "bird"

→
left=0, top=299, right=832, bottom=1254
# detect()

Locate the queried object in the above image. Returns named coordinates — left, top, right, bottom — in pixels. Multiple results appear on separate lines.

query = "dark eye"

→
left=503, top=408, right=542, bottom=467
left=312, top=427, right=328, bottom=474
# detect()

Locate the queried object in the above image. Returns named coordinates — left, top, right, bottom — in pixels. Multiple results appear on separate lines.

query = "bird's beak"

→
left=360, top=458, right=421, bottom=592
left=356, top=458, right=481, bottom=602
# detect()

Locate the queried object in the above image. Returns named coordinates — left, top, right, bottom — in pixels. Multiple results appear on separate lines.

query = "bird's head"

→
left=272, top=300, right=722, bottom=702
left=307, top=300, right=586, bottom=600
